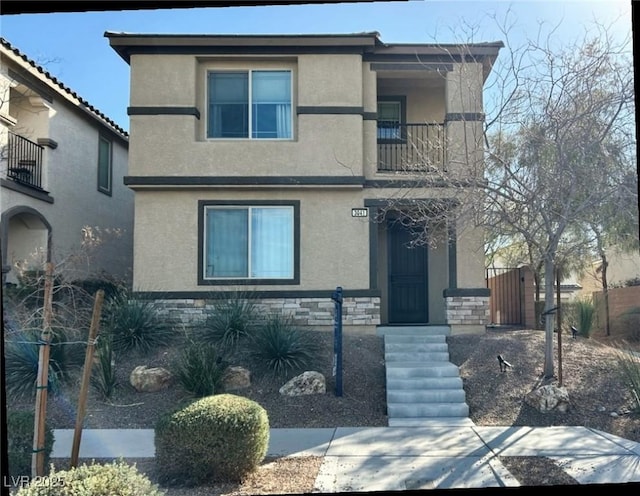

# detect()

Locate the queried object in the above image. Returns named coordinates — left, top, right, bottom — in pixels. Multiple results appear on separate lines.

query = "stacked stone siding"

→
left=445, top=295, right=490, bottom=326
left=152, top=296, right=381, bottom=328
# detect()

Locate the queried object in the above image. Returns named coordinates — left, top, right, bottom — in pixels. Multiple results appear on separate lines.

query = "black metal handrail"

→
left=6, top=131, right=44, bottom=190
left=377, top=122, right=445, bottom=172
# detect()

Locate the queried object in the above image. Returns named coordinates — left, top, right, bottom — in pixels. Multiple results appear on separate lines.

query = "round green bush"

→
left=155, top=394, right=269, bottom=486
left=16, top=460, right=164, bottom=496
left=7, top=411, right=54, bottom=481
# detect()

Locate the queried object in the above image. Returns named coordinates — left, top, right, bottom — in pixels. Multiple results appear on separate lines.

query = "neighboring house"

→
left=578, top=248, right=640, bottom=297
left=0, top=38, right=133, bottom=286
left=106, top=32, right=502, bottom=334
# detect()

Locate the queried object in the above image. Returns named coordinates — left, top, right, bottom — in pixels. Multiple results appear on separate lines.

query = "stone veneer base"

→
left=152, top=296, right=381, bottom=328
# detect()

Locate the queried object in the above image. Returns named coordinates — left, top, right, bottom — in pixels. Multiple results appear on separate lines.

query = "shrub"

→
left=104, top=290, right=174, bottom=354
left=155, top=394, right=269, bottom=485
left=173, top=341, right=228, bottom=397
left=613, top=344, right=640, bottom=413
left=7, top=411, right=54, bottom=481
left=5, top=329, right=83, bottom=397
left=575, top=298, right=596, bottom=337
left=198, top=296, right=257, bottom=351
left=91, top=334, right=117, bottom=400
left=248, top=315, right=321, bottom=376
left=16, top=460, right=165, bottom=496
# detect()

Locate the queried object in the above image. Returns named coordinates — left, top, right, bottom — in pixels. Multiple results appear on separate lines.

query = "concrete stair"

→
left=379, top=326, right=472, bottom=427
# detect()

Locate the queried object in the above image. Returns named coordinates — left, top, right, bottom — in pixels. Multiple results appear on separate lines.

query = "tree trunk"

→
left=556, top=266, right=563, bottom=386
left=543, top=257, right=555, bottom=379
left=601, top=254, right=611, bottom=336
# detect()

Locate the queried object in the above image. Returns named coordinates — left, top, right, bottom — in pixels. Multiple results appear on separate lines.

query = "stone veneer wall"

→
left=445, top=295, right=490, bottom=326
left=152, top=296, right=381, bottom=328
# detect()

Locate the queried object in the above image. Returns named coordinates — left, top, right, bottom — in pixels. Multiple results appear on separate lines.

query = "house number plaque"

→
left=351, top=208, right=368, bottom=218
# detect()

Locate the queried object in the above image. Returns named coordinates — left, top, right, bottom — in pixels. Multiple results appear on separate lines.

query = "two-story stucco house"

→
left=1, top=38, right=133, bottom=286
left=106, top=32, right=502, bottom=334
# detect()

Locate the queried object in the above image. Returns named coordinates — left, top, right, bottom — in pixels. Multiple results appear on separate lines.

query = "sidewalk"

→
left=52, top=425, right=640, bottom=490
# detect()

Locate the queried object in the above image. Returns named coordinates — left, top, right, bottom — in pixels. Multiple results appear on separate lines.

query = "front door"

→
left=387, top=220, right=428, bottom=324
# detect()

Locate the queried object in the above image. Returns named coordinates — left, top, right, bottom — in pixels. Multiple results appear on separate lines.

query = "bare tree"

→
left=377, top=17, right=636, bottom=380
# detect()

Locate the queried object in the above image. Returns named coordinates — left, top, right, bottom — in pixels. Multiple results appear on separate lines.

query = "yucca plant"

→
left=5, top=328, right=83, bottom=397
left=91, top=334, right=117, bottom=400
left=198, top=296, right=257, bottom=351
left=248, top=315, right=321, bottom=377
left=173, top=341, right=228, bottom=397
left=575, top=298, right=596, bottom=337
left=613, top=343, right=640, bottom=412
left=103, top=290, right=174, bottom=354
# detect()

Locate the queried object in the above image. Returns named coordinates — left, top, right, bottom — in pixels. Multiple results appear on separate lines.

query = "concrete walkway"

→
left=52, top=424, right=640, bottom=490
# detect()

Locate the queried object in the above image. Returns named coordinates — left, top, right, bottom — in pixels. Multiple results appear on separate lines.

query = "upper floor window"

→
left=377, top=96, right=406, bottom=141
left=207, top=70, right=292, bottom=139
left=97, top=136, right=112, bottom=195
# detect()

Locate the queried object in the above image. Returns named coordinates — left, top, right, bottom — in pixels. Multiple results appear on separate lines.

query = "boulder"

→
left=130, top=365, right=172, bottom=392
left=524, top=384, right=570, bottom=413
left=279, top=371, right=326, bottom=397
left=223, top=366, right=251, bottom=391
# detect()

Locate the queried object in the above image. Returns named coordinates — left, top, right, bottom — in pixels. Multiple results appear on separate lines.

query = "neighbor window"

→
left=207, top=70, right=292, bottom=139
left=377, top=97, right=405, bottom=141
left=97, top=136, right=112, bottom=195
left=203, top=205, right=295, bottom=280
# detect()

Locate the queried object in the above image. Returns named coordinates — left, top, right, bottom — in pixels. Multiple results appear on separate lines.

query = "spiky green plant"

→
left=91, top=334, right=117, bottom=400
left=575, top=298, right=596, bottom=337
left=248, top=315, right=321, bottom=376
left=5, top=328, right=83, bottom=397
left=103, top=290, right=174, bottom=354
left=613, top=343, right=640, bottom=412
left=173, top=341, right=229, bottom=398
left=198, top=296, right=257, bottom=351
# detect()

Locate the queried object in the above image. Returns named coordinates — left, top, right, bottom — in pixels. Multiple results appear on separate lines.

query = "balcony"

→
left=6, top=131, right=44, bottom=190
left=377, top=123, right=445, bottom=173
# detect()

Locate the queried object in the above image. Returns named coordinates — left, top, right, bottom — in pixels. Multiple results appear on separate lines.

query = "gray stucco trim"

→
left=296, top=106, right=365, bottom=115
left=124, top=176, right=365, bottom=187
left=1, top=179, right=54, bottom=203
left=133, top=289, right=381, bottom=299
left=37, top=138, right=58, bottom=149
left=448, top=222, right=457, bottom=289
left=445, top=113, right=485, bottom=122
left=127, top=106, right=201, bottom=119
left=370, top=63, right=453, bottom=72
left=443, top=288, right=490, bottom=297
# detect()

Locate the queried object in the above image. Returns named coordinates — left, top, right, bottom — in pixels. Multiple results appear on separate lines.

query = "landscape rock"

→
left=130, top=365, right=172, bottom=392
left=223, top=366, right=251, bottom=391
left=524, top=384, right=570, bottom=413
left=279, top=371, right=326, bottom=397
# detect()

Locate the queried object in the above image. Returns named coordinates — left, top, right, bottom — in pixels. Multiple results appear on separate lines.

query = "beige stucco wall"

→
left=132, top=188, right=371, bottom=292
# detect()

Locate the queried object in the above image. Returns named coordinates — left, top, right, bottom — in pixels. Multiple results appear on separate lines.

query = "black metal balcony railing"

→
left=377, top=122, right=445, bottom=172
left=6, top=131, right=44, bottom=190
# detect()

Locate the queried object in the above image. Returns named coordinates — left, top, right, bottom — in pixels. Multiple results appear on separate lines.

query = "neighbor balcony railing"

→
left=6, top=131, right=44, bottom=190
left=377, top=122, right=445, bottom=172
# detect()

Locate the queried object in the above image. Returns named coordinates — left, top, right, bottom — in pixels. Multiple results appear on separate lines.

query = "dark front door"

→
left=388, top=220, right=428, bottom=324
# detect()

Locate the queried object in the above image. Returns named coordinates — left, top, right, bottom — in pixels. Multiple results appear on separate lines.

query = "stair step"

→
left=385, top=342, right=449, bottom=353
left=386, top=377, right=463, bottom=390
left=387, top=389, right=466, bottom=403
left=385, top=351, right=450, bottom=362
left=388, top=418, right=476, bottom=427
left=377, top=325, right=451, bottom=336
left=387, top=402, right=470, bottom=418
left=386, top=362, right=461, bottom=379
left=384, top=335, right=447, bottom=344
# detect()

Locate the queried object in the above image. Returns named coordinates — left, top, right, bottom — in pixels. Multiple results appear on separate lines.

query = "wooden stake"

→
left=32, top=262, right=54, bottom=478
left=70, top=289, right=105, bottom=468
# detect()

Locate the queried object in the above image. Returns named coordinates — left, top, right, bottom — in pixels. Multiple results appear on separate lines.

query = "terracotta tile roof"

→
left=0, top=37, right=128, bottom=139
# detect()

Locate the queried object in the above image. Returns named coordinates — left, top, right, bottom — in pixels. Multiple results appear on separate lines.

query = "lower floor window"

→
left=204, top=205, right=294, bottom=279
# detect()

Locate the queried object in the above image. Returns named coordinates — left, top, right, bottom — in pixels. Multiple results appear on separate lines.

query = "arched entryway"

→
left=1, top=206, right=52, bottom=285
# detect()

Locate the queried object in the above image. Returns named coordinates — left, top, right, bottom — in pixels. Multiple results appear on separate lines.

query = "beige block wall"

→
left=132, top=188, right=371, bottom=292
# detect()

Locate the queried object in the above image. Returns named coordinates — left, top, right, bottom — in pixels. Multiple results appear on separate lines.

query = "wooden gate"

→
left=486, top=267, right=523, bottom=326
